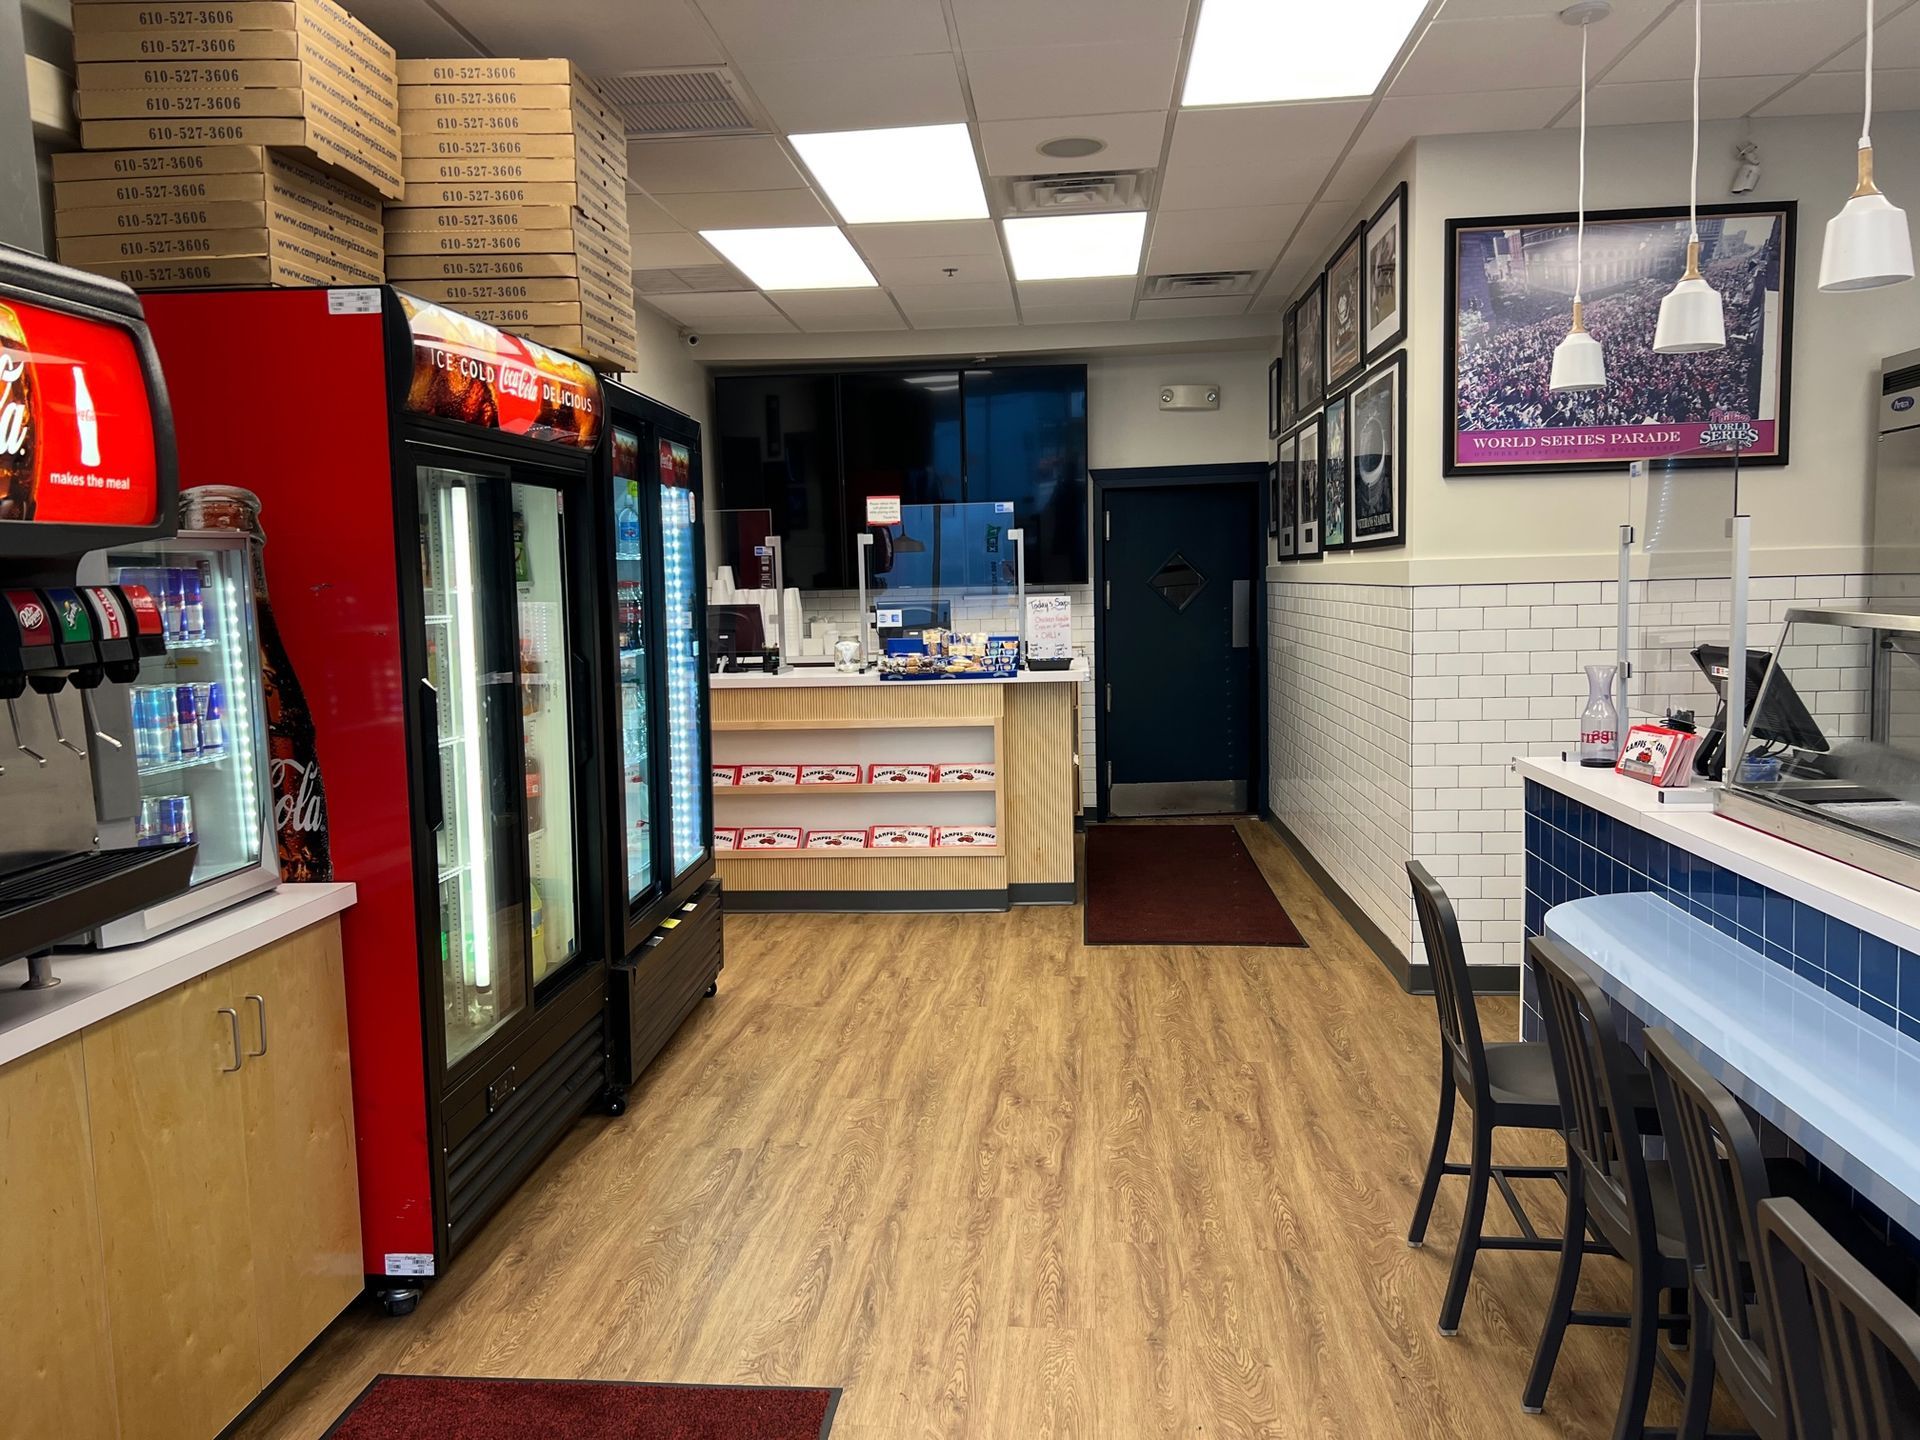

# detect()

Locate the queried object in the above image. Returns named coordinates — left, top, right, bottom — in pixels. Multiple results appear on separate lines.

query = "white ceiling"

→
left=351, top=0, right=1920, bottom=338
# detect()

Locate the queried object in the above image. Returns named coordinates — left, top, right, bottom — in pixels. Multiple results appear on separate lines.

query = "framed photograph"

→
left=1445, top=201, right=1795, bottom=475
left=1267, top=357, right=1282, bottom=439
left=1365, top=181, right=1407, bottom=362
left=1279, top=310, right=1299, bottom=431
left=1293, top=276, right=1325, bottom=413
left=1293, top=414, right=1324, bottom=559
left=1350, top=351, right=1406, bottom=548
left=1277, top=432, right=1297, bottom=559
left=1325, top=224, right=1366, bottom=390
left=1322, top=392, right=1351, bottom=551
left=1267, top=458, right=1280, bottom=537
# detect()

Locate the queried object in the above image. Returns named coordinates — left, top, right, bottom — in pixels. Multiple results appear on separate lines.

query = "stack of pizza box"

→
left=383, top=59, right=638, bottom=371
left=55, top=0, right=400, bottom=290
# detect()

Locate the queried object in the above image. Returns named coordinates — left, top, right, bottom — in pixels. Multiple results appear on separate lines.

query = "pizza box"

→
left=386, top=251, right=612, bottom=280
left=867, top=763, right=936, bottom=785
left=382, top=204, right=576, bottom=234
left=62, top=228, right=379, bottom=285
left=398, top=179, right=587, bottom=208
left=736, top=827, right=802, bottom=850
left=804, top=830, right=869, bottom=850
left=398, top=58, right=583, bottom=86
left=402, top=155, right=599, bottom=185
left=400, top=105, right=608, bottom=137
left=869, top=825, right=935, bottom=848
left=712, top=827, right=740, bottom=850
left=798, top=763, right=861, bottom=786
left=441, top=301, right=617, bottom=329
left=397, top=276, right=610, bottom=305
left=76, top=85, right=397, bottom=140
left=710, top=764, right=740, bottom=787
left=72, top=251, right=356, bottom=290
left=80, top=59, right=305, bottom=89
left=383, top=226, right=626, bottom=256
left=934, top=762, right=997, bottom=784
left=402, top=112, right=626, bottom=180
left=70, top=0, right=396, bottom=65
left=77, top=47, right=398, bottom=122
left=398, top=83, right=578, bottom=112
left=514, top=328, right=637, bottom=370
left=54, top=147, right=381, bottom=222
left=737, top=764, right=800, bottom=787
left=55, top=144, right=274, bottom=182
left=81, top=112, right=402, bottom=199
left=934, top=826, right=998, bottom=848
left=72, top=2, right=398, bottom=103
left=53, top=195, right=385, bottom=259
left=399, top=131, right=597, bottom=162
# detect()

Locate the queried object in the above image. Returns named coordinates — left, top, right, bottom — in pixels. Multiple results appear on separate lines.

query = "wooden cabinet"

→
left=0, top=916, right=361, bottom=1440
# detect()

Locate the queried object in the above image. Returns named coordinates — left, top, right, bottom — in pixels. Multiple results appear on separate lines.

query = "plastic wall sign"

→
left=397, top=292, right=601, bottom=450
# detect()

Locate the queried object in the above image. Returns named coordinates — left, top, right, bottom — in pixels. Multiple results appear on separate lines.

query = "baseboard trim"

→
left=1261, top=812, right=1517, bottom=996
left=1009, top=881, right=1076, bottom=905
left=725, top=889, right=1008, bottom=914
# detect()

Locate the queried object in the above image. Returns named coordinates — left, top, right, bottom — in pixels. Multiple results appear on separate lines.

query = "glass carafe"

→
left=1580, top=663, right=1621, bottom=768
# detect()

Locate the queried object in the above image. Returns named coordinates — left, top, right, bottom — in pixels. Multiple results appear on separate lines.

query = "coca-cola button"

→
left=118, top=583, right=164, bottom=634
left=5, top=588, right=51, bottom=644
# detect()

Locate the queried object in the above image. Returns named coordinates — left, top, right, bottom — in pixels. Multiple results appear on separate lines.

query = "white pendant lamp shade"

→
left=1654, top=240, right=1727, bottom=352
left=1551, top=304, right=1607, bottom=392
left=1820, top=145, right=1916, bottom=291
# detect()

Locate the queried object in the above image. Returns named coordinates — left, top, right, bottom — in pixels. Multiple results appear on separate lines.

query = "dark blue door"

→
left=1101, top=482, right=1257, bottom=816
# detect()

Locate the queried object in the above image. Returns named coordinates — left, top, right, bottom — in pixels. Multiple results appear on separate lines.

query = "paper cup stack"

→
left=384, top=60, right=638, bottom=371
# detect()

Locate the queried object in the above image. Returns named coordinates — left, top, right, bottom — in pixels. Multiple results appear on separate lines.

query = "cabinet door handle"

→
left=245, top=994, right=267, bottom=1057
left=218, top=1008, right=242, bottom=1073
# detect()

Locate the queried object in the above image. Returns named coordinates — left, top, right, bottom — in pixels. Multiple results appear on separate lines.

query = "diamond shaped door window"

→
left=1148, top=551, right=1206, bottom=612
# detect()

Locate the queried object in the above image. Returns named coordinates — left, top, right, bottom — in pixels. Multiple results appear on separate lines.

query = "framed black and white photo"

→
left=1444, top=201, right=1794, bottom=474
left=1267, top=357, right=1282, bottom=438
left=1267, top=458, right=1280, bottom=537
left=1325, top=224, right=1366, bottom=391
left=1293, top=277, right=1325, bottom=413
left=1279, top=310, right=1299, bottom=432
left=1350, top=351, right=1406, bottom=548
left=1294, top=413, right=1324, bottom=559
left=1277, top=432, right=1297, bottom=559
left=1365, top=181, right=1407, bottom=362
left=1323, top=392, right=1351, bottom=551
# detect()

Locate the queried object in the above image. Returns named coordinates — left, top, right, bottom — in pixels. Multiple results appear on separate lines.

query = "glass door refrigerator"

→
left=601, top=380, right=720, bottom=1101
left=141, top=289, right=613, bottom=1310
left=79, top=530, right=276, bottom=943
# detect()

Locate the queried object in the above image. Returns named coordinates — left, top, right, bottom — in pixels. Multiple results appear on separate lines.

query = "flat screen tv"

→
left=962, top=365, right=1088, bottom=585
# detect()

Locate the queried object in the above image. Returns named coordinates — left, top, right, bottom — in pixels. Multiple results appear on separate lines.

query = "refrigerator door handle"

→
left=420, top=679, right=444, bottom=831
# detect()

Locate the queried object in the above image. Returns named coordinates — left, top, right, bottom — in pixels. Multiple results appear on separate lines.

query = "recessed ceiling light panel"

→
left=1002, top=212, right=1148, bottom=281
left=697, top=227, right=879, bottom=290
left=790, top=123, right=989, bottom=225
left=1183, top=0, right=1429, bottom=105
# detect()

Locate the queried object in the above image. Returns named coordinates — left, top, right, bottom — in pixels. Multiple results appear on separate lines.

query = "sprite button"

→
left=44, top=588, right=94, bottom=644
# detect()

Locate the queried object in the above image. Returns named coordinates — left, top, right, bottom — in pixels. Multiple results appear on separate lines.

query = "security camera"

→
left=683, top=331, right=701, bottom=347
left=1730, top=140, right=1761, bottom=195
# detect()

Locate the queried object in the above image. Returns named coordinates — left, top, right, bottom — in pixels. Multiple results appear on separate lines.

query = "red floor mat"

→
left=1084, top=823, right=1305, bottom=947
left=323, top=1376, right=839, bottom=1440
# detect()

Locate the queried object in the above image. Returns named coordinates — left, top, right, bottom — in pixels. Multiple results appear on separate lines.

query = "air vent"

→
left=633, top=266, right=751, bottom=296
left=596, top=67, right=759, bottom=138
left=1143, top=271, right=1259, bottom=299
left=998, top=170, right=1153, bottom=215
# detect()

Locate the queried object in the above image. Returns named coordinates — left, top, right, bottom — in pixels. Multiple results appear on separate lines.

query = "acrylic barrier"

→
left=855, top=502, right=1028, bottom=660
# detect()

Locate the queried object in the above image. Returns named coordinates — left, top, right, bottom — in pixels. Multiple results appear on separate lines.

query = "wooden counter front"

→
left=711, top=673, right=1079, bottom=910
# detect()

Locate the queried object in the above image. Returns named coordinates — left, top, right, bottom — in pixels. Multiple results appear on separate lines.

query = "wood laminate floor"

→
left=236, top=820, right=1708, bottom=1439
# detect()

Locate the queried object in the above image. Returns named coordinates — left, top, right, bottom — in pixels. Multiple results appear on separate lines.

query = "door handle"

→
left=245, top=994, right=267, bottom=1057
left=1231, top=579, right=1251, bottom=649
left=218, top=1007, right=243, bottom=1072
left=420, top=679, right=444, bottom=831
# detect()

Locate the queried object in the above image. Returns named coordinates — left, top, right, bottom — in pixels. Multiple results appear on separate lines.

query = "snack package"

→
left=869, top=824, right=935, bottom=848
left=739, top=764, right=801, bottom=786
left=868, top=763, right=936, bottom=784
left=935, top=762, right=996, bottom=783
left=711, top=764, right=740, bottom=787
left=798, top=763, right=861, bottom=785
left=804, top=829, right=869, bottom=849
left=935, top=825, right=998, bottom=848
left=738, top=826, right=802, bottom=849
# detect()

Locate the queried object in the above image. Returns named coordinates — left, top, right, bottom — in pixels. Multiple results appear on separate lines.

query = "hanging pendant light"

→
left=1653, top=0, right=1727, bottom=353
left=1820, top=0, right=1914, bottom=290
left=1552, top=5, right=1609, bottom=393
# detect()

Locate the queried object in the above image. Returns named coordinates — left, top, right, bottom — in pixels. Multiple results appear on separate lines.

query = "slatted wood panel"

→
left=0, top=1034, right=121, bottom=1440
left=713, top=682, right=1003, bottom=726
left=227, top=822, right=1723, bottom=1439
left=1004, top=681, right=1077, bottom=887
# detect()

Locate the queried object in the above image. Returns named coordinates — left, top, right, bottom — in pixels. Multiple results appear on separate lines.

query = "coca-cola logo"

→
left=271, top=756, right=327, bottom=833
left=16, top=601, right=43, bottom=629
left=0, top=353, right=28, bottom=461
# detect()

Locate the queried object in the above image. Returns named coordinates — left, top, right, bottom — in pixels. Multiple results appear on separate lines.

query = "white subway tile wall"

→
left=1268, top=581, right=1415, bottom=946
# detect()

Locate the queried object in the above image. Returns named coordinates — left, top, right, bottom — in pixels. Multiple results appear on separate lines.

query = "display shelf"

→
left=719, top=846, right=1003, bottom=860
left=137, top=749, right=231, bottom=778
left=713, top=781, right=993, bottom=796
left=712, top=716, right=997, bottom=732
left=162, top=636, right=218, bottom=652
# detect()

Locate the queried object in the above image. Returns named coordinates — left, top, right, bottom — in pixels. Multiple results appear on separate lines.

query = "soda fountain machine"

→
left=0, top=245, right=193, bottom=983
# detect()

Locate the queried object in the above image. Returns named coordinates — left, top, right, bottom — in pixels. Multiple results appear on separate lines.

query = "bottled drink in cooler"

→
left=180, top=485, right=332, bottom=881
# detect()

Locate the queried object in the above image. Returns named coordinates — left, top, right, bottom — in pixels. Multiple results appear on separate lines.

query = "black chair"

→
left=1644, top=1027, right=1790, bottom=1440
left=1760, top=1196, right=1920, bottom=1439
left=1525, top=937, right=1693, bottom=1435
left=1406, top=862, right=1570, bottom=1336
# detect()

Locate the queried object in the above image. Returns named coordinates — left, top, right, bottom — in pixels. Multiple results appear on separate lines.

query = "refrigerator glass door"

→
left=510, top=483, right=580, bottom=985
left=420, top=465, right=528, bottom=1066
left=658, top=439, right=707, bottom=878
left=612, top=426, right=655, bottom=906
left=107, top=540, right=267, bottom=882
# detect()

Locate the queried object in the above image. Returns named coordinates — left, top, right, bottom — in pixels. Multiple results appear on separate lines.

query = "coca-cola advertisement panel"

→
left=0, top=296, right=159, bottom=525
left=396, top=293, right=601, bottom=452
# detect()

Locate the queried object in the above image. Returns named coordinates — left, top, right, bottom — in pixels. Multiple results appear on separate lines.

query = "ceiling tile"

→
left=1160, top=102, right=1370, bottom=210
left=641, top=291, right=797, bottom=332
left=1563, top=75, right=1797, bottom=126
left=654, top=190, right=834, bottom=229
left=340, top=0, right=482, bottom=56
left=1020, top=300, right=1136, bottom=323
left=444, top=0, right=724, bottom=70
left=980, top=112, right=1169, bottom=176
left=951, top=0, right=1187, bottom=51
left=1279, top=202, right=1363, bottom=281
left=889, top=279, right=1015, bottom=309
left=1822, top=2, right=1920, bottom=70
left=774, top=289, right=909, bottom=330
left=848, top=219, right=1002, bottom=257
left=1391, top=7, right=1655, bottom=96
left=1146, top=204, right=1304, bottom=272
left=737, top=52, right=968, bottom=131
left=630, top=231, right=721, bottom=268
left=627, top=137, right=809, bottom=195
left=1134, top=296, right=1253, bottom=319
left=1016, top=276, right=1138, bottom=306
left=1756, top=65, right=1920, bottom=114
left=626, top=194, right=687, bottom=234
left=864, top=250, right=1010, bottom=286
left=697, top=0, right=951, bottom=61
left=964, top=40, right=1180, bottom=121
left=1373, top=86, right=1573, bottom=141
left=1608, top=0, right=1864, bottom=84
left=905, top=306, right=1020, bottom=328
left=1145, top=235, right=1283, bottom=275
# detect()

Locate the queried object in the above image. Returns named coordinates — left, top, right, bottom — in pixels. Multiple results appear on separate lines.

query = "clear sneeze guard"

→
left=855, top=501, right=1026, bottom=662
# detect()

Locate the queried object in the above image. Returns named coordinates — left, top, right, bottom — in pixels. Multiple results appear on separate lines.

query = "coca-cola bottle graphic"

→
left=0, top=303, right=40, bottom=520
left=179, top=485, right=333, bottom=882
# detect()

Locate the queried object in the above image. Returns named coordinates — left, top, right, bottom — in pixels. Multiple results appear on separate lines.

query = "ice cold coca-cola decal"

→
left=0, top=299, right=157, bottom=525
left=396, top=294, right=601, bottom=451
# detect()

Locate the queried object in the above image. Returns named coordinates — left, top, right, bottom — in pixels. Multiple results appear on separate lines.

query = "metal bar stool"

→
left=1526, top=937, right=1695, bottom=1438
left=1760, top=1196, right=1920, bottom=1439
left=1406, top=862, right=1569, bottom=1336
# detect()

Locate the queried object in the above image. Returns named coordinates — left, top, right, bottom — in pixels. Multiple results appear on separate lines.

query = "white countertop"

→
left=711, top=659, right=1086, bottom=690
left=1519, top=756, right=1920, bottom=955
left=0, top=882, right=356, bottom=1070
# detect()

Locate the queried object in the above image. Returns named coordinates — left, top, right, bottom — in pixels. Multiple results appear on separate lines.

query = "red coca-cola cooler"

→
left=144, top=287, right=614, bottom=1307
left=0, top=244, right=198, bottom=980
